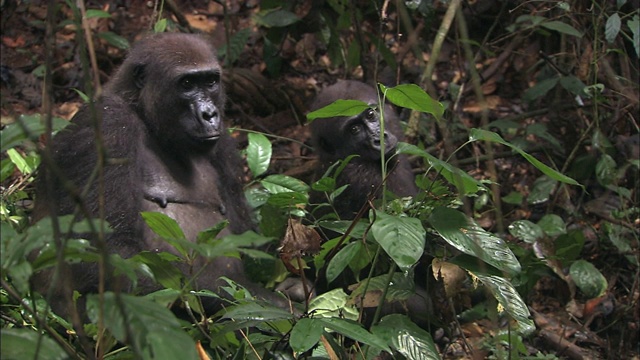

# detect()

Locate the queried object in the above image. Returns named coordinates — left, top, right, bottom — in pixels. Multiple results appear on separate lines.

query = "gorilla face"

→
left=313, top=106, right=398, bottom=163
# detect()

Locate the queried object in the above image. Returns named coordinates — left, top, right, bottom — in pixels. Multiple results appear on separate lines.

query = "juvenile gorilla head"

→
left=310, top=81, right=400, bottom=163
left=108, top=33, right=225, bottom=150
left=308, top=80, right=417, bottom=220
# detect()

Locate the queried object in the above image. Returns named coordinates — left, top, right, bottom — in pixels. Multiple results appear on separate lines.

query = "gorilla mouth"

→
left=195, top=133, right=221, bottom=142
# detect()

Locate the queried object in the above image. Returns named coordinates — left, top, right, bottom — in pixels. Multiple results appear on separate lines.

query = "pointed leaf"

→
left=371, top=212, right=425, bottom=271
left=372, top=314, right=440, bottom=360
left=541, top=20, right=582, bottom=37
left=469, top=129, right=580, bottom=186
left=475, top=274, right=535, bottom=335
left=290, top=318, right=324, bottom=354
left=430, top=207, right=521, bottom=276
left=570, top=260, right=607, bottom=298
left=316, top=317, right=391, bottom=353
left=605, top=13, right=621, bottom=43
left=246, top=132, right=272, bottom=177
left=380, top=83, right=444, bottom=120
left=306, top=99, right=370, bottom=121
left=86, top=293, right=197, bottom=360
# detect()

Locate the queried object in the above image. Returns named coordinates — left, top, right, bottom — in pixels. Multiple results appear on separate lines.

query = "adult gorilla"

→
left=32, top=32, right=292, bottom=318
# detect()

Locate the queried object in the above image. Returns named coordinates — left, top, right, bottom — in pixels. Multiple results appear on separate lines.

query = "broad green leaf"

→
left=223, top=27, right=251, bottom=65
left=605, top=13, right=621, bottom=43
left=528, top=175, right=557, bottom=204
left=541, top=20, right=582, bottom=37
left=153, top=18, right=167, bottom=33
left=1, top=328, right=67, bottom=360
left=306, top=99, right=370, bottom=121
left=222, top=301, right=295, bottom=321
left=350, top=273, right=420, bottom=304
left=397, top=142, right=485, bottom=195
left=474, top=274, right=535, bottom=335
left=570, top=260, right=607, bottom=298
left=1, top=114, right=69, bottom=152
left=379, top=84, right=444, bottom=120
left=97, top=31, right=130, bottom=49
left=261, top=174, right=309, bottom=194
left=326, top=241, right=361, bottom=283
left=290, top=318, right=324, bottom=354
left=85, top=9, right=111, bottom=18
left=140, top=212, right=185, bottom=240
left=308, top=288, right=359, bottom=320
left=595, top=154, right=617, bottom=186
left=317, top=317, right=391, bottom=353
left=372, top=314, right=440, bottom=360
left=469, top=129, right=580, bottom=186
left=560, top=75, right=589, bottom=97
left=253, top=8, right=300, bottom=27
left=429, top=207, right=521, bottom=276
left=86, top=293, right=197, bottom=360
left=371, top=212, right=425, bottom=272
left=131, top=252, right=183, bottom=290
left=508, top=220, right=544, bottom=244
left=246, top=132, right=272, bottom=177
left=537, top=214, right=566, bottom=237
left=6, top=148, right=35, bottom=175
left=523, top=77, right=559, bottom=102
left=267, top=191, right=308, bottom=207
left=140, top=212, right=187, bottom=257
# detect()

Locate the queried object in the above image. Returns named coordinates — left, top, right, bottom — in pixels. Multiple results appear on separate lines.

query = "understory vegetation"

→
left=1, top=0, right=638, bottom=359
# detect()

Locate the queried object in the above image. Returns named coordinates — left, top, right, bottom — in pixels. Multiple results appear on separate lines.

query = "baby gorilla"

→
left=309, top=80, right=417, bottom=219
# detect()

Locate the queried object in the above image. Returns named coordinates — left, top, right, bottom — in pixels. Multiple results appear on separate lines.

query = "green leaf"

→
left=87, top=293, right=197, bottom=360
left=222, top=301, right=294, bottom=321
left=380, top=83, right=444, bottom=120
left=541, top=20, right=582, bottom=37
left=605, top=13, right=621, bottom=43
left=253, top=8, right=300, bottom=27
left=570, top=260, right=607, bottom=298
left=1, top=328, right=67, bottom=360
left=307, top=99, right=370, bottom=121
left=595, top=154, right=617, bottom=186
left=508, top=220, right=544, bottom=244
left=469, top=129, right=580, bottom=186
left=290, top=318, right=324, bottom=354
left=246, top=132, right=272, bottom=177
left=474, top=274, right=535, bottom=335
left=140, top=212, right=187, bottom=257
left=523, top=77, right=559, bottom=102
left=97, top=31, right=130, bottom=49
left=308, top=288, right=359, bottom=320
left=141, top=212, right=186, bottom=240
left=326, top=241, right=361, bottom=283
left=221, top=27, right=251, bottom=65
left=560, top=75, right=589, bottom=97
left=371, top=212, right=425, bottom=272
left=131, top=252, right=184, bottom=290
left=316, top=317, right=391, bottom=353
left=537, top=214, right=566, bottom=237
left=261, top=174, right=310, bottom=194
left=1, top=114, right=69, bottom=152
left=397, top=142, right=485, bottom=195
left=154, top=18, right=167, bottom=33
left=372, top=314, right=441, bottom=360
left=528, top=175, right=557, bottom=204
left=85, top=9, right=111, bottom=18
left=267, top=191, right=308, bottom=208
left=429, top=207, right=521, bottom=276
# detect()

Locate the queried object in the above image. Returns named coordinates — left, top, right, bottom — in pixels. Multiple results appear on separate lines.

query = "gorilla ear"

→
left=133, top=64, right=145, bottom=89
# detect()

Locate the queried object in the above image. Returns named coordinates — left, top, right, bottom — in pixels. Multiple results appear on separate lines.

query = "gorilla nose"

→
left=200, top=105, right=218, bottom=123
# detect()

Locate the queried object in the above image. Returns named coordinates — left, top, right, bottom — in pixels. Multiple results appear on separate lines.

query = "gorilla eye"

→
left=180, top=77, right=195, bottom=91
left=365, top=109, right=376, bottom=120
left=349, top=124, right=362, bottom=135
left=205, top=74, right=219, bottom=88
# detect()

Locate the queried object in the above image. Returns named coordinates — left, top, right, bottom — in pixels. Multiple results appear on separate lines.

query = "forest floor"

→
left=1, top=1, right=638, bottom=359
